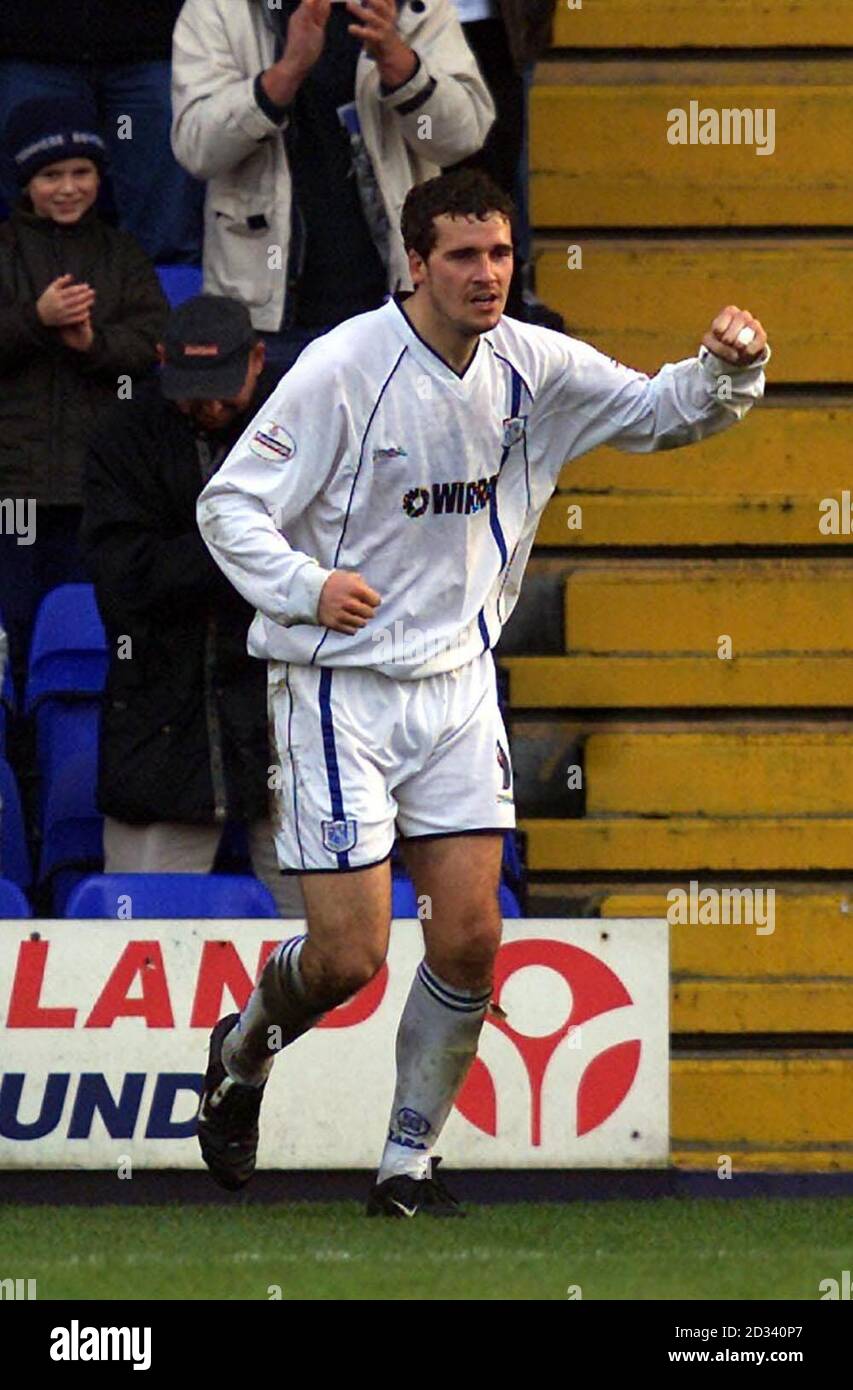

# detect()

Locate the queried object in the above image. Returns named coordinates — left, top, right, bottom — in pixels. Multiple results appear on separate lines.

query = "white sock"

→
left=222, top=935, right=321, bottom=1085
left=377, top=961, right=491, bottom=1182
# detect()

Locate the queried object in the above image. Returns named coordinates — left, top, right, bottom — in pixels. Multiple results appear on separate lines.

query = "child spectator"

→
left=0, top=1, right=203, bottom=263
left=0, top=97, right=167, bottom=687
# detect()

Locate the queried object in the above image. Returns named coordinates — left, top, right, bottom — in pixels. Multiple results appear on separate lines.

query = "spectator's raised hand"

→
left=283, top=0, right=332, bottom=77
left=347, top=0, right=415, bottom=83
left=262, top=0, right=332, bottom=108
left=37, top=274, right=96, bottom=328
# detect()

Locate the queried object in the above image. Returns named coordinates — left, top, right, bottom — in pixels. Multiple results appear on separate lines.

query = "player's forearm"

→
left=197, top=491, right=331, bottom=627
left=658, top=347, right=768, bottom=443
left=613, top=348, right=769, bottom=454
left=696, top=344, right=769, bottom=418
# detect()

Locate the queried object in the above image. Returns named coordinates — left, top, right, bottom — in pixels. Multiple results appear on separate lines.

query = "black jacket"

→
left=81, top=375, right=280, bottom=826
left=0, top=201, right=167, bottom=506
left=0, top=1, right=185, bottom=65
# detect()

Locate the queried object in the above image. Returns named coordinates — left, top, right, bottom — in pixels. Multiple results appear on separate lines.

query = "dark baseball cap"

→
left=160, top=295, right=256, bottom=400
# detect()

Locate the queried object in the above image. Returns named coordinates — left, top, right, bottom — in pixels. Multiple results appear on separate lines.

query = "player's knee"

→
left=436, top=916, right=501, bottom=989
left=334, top=952, right=385, bottom=1000
left=306, top=940, right=385, bottom=1005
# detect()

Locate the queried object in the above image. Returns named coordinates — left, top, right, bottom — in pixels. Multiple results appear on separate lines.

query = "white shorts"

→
left=267, top=652, right=515, bottom=872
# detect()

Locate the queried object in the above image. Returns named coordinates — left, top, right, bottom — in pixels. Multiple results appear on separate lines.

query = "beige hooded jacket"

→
left=171, top=0, right=495, bottom=330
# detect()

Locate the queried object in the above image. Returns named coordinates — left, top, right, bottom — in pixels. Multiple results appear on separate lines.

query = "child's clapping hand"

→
left=36, top=273, right=96, bottom=328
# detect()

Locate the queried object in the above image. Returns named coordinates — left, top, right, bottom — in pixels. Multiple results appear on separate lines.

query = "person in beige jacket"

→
left=171, top=0, right=494, bottom=377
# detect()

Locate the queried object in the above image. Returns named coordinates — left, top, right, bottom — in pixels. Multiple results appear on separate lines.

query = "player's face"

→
left=413, top=214, right=514, bottom=334
left=28, top=159, right=100, bottom=223
left=174, top=343, right=267, bottom=433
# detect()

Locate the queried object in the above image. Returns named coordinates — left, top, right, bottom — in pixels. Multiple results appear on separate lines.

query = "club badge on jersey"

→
left=502, top=416, right=527, bottom=449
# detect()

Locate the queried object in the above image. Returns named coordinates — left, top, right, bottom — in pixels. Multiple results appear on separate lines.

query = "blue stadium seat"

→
left=36, top=702, right=100, bottom=811
left=501, top=831, right=525, bottom=912
left=0, top=757, right=32, bottom=889
left=0, top=877, right=31, bottom=918
left=0, top=676, right=10, bottom=755
left=38, top=752, right=104, bottom=913
left=498, top=882, right=521, bottom=918
left=391, top=872, right=419, bottom=917
left=391, top=869, right=521, bottom=919
left=156, top=264, right=204, bottom=308
left=66, top=872, right=279, bottom=919
left=25, top=584, right=107, bottom=711
left=0, top=613, right=12, bottom=754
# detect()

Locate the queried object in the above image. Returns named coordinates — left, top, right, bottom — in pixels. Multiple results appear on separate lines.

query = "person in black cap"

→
left=0, top=94, right=166, bottom=692
left=159, top=295, right=266, bottom=430
left=81, top=294, right=303, bottom=918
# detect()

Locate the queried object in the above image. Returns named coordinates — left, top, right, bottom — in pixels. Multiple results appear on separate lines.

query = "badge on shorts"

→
left=502, top=416, right=527, bottom=449
left=322, top=817, right=358, bottom=853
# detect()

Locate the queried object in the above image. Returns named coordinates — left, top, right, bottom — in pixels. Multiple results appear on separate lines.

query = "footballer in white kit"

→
left=195, top=169, right=769, bottom=1214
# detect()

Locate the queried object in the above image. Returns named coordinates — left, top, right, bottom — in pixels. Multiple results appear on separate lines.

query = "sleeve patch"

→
left=249, top=420, right=296, bottom=462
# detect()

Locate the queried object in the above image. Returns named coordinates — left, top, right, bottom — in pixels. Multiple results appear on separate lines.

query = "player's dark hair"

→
left=401, top=170, right=516, bottom=261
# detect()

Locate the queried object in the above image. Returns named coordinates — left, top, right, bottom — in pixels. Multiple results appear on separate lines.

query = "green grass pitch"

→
left=1, top=1197, right=850, bottom=1300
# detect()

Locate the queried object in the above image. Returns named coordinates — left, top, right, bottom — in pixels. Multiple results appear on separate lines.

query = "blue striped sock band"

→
left=277, top=935, right=307, bottom=998
left=417, top=961, right=492, bottom=1014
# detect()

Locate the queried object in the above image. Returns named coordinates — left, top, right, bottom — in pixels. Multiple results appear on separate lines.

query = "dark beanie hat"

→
left=5, top=97, right=107, bottom=187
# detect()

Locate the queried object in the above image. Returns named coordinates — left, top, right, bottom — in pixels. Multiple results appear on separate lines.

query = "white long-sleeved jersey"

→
left=197, top=297, right=767, bottom=679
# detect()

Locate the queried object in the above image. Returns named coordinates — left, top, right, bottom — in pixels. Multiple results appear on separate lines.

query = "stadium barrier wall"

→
left=0, top=919, right=668, bottom=1170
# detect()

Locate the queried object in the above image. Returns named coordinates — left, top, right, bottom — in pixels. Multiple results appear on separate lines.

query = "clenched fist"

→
left=318, top=569, right=381, bottom=635
left=702, top=305, right=767, bottom=367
